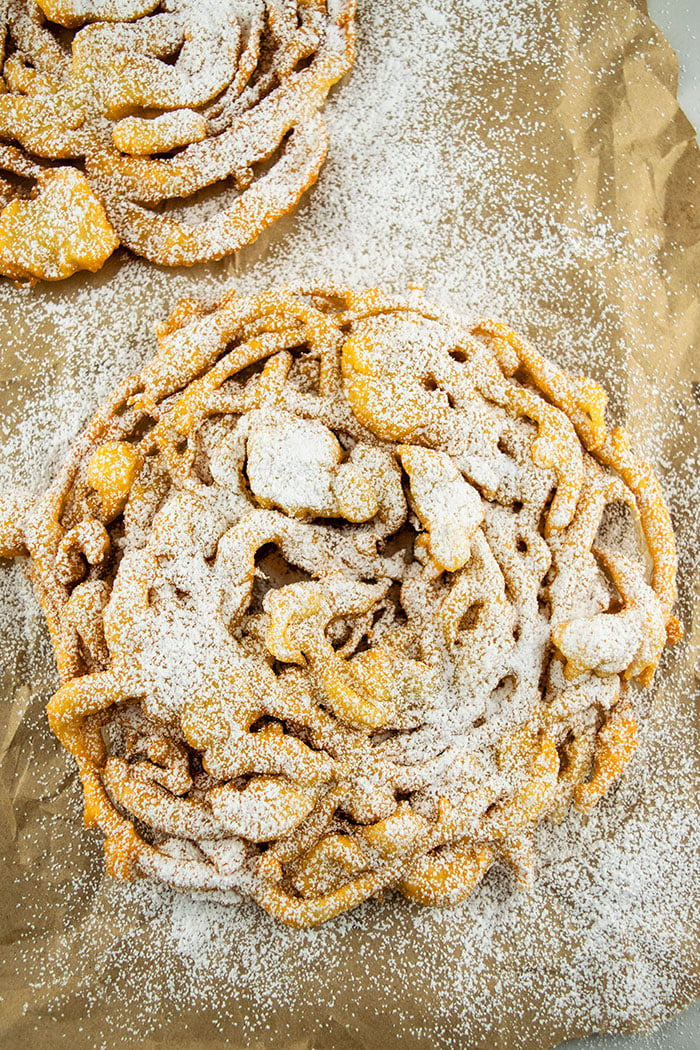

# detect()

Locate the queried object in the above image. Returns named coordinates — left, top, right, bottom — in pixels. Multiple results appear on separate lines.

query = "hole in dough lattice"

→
left=0, top=1, right=355, bottom=280
left=0, top=285, right=680, bottom=926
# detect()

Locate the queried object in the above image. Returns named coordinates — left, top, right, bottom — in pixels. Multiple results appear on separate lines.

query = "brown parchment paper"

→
left=0, top=1, right=698, bottom=1048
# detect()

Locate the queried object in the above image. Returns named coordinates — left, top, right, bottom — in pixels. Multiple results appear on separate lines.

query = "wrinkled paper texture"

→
left=0, top=1, right=698, bottom=1048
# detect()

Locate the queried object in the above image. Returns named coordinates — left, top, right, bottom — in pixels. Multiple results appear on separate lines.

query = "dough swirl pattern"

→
left=0, top=1, right=355, bottom=280
left=0, top=286, right=680, bottom=926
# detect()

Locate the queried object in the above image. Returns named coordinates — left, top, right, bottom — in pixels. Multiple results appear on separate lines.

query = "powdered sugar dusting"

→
left=0, top=0, right=699, bottom=1047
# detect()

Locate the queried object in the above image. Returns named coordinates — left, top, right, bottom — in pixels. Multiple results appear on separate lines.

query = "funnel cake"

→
left=0, top=1, right=355, bottom=280
left=0, top=286, right=680, bottom=926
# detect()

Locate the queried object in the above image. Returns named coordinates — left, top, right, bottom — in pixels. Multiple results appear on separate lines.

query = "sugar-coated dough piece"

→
left=0, top=488, right=31, bottom=557
left=87, top=441, right=143, bottom=521
left=1, top=285, right=679, bottom=926
left=208, top=776, right=318, bottom=841
left=36, top=1, right=160, bottom=26
left=552, top=609, right=644, bottom=677
left=398, top=445, right=484, bottom=571
left=0, top=168, right=118, bottom=282
left=112, top=110, right=208, bottom=156
left=246, top=410, right=343, bottom=517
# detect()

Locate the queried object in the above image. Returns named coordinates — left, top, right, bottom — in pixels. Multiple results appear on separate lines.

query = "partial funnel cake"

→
left=0, top=1, right=355, bottom=281
left=0, top=286, right=681, bottom=926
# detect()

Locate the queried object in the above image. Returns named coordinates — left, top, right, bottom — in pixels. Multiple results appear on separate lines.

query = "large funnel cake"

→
left=0, top=286, right=680, bottom=926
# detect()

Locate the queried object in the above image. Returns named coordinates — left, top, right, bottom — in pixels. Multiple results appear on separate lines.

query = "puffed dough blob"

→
left=246, top=409, right=381, bottom=522
left=0, top=168, right=118, bottom=282
left=87, top=442, right=143, bottom=521
left=553, top=610, right=644, bottom=677
left=398, top=445, right=484, bottom=571
left=0, top=285, right=679, bottom=927
left=246, top=411, right=344, bottom=518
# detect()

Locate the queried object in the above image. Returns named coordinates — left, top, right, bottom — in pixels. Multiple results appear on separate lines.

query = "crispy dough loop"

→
left=3, top=286, right=679, bottom=925
left=0, top=1, right=356, bottom=277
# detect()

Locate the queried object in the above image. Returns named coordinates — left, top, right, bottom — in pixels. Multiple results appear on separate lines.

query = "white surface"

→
left=650, top=0, right=700, bottom=131
left=564, top=6, right=700, bottom=1048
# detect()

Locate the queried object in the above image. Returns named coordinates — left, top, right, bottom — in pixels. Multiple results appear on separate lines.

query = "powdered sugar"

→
left=0, top=0, right=698, bottom=1046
